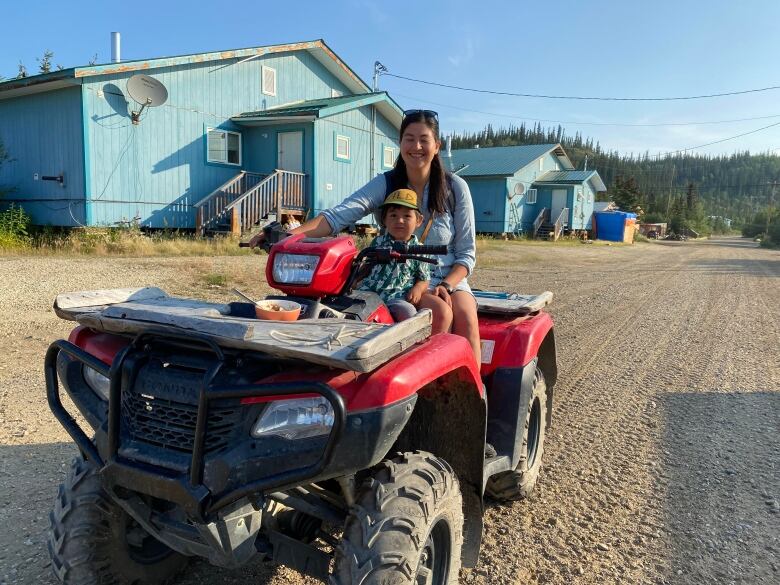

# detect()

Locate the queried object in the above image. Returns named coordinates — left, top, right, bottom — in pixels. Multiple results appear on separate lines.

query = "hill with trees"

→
left=450, top=124, right=779, bottom=236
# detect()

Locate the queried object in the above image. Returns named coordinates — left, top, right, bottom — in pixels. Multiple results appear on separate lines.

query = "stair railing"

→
left=553, top=207, right=569, bottom=241
left=194, top=171, right=265, bottom=236
left=225, top=169, right=307, bottom=235
left=532, top=208, right=549, bottom=237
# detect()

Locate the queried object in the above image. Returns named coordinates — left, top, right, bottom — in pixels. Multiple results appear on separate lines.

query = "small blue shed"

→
left=0, top=40, right=403, bottom=233
left=443, top=144, right=606, bottom=237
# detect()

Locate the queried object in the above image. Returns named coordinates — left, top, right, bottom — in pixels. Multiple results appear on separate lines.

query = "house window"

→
left=526, top=188, right=538, bottom=205
left=331, top=88, right=344, bottom=98
left=383, top=146, right=396, bottom=168
left=262, top=66, right=277, bottom=96
left=335, top=134, right=351, bottom=161
left=207, top=129, right=241, bottom=165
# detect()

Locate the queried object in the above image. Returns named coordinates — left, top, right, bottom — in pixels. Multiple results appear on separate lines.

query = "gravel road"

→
left=0, top=237, right=777, bottom=584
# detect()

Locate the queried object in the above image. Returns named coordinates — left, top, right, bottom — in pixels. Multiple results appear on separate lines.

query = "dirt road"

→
left=0, top=237, right=777, bottom=584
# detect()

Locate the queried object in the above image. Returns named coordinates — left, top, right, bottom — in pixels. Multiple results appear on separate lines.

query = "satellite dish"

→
left=126, top=74, right=168, bottom=125
left=509, top=182, right=525, bottom=200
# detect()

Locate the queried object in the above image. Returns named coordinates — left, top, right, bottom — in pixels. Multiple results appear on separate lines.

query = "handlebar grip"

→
left=407, top=245, right=448, bottom=255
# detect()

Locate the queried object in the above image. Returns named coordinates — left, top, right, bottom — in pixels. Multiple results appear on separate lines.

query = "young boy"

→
left=358, top=189, right=431, bottom=322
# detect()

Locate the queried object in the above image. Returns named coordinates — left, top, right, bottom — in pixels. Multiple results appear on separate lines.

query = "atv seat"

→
left=53, top=287, right=432, bottom=373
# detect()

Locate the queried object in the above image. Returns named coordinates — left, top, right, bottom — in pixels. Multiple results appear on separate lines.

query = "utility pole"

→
left=666, top=164, right=676, bottom=218
left=583, top=154, right=588, bottom=171
left=370, top=61, right=387, bottom=177
left=767, top=180, right=776, bottom=235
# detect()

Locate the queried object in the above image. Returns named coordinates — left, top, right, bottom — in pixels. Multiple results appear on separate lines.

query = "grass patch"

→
left=203, top=272, right=228, bottom=286
left=0, top=226, right=256, bottom=257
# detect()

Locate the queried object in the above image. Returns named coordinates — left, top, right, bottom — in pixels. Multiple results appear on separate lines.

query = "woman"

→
left=289, top=110, right=480, bottom=364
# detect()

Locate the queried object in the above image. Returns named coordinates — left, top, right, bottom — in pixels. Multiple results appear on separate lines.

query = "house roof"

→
left=232, top=92, right=403, bottom=127
left=535, top=170, right=607, bottom=191
left=0, top=39, right=371, bottom=101
left=443, top=144, right=575, bottom=177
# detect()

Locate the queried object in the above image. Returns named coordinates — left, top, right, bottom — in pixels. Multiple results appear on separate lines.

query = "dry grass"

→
left=0, top=228, right=255, bottom=257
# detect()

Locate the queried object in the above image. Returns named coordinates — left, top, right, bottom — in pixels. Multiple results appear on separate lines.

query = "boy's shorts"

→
left=386, top=298, right=418, bottom=322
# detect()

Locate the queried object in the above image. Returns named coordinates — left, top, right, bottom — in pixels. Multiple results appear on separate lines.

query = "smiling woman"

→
left=285, top=110, right=481, bottom=364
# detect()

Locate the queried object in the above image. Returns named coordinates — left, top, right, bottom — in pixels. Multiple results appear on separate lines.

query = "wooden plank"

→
left=353, top=310, right=431, bottom=359
left=55, top=287, right=168, bottom=310
left=475, top=292, right=554, bottom=315
left=54, top=290, right=434, bottom=372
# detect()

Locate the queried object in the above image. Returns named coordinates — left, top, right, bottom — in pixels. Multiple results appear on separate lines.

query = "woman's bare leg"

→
left=418, top=293, right=453, bottom=334
left=450, top=291, right=481, bottom=365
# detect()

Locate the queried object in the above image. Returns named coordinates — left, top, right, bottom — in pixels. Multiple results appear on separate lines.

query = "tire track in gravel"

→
left=473, top=245, right=712, bottom=584
left=649, top=241, right=780, bottom=585
left=472, top=240, right=766, bottom=585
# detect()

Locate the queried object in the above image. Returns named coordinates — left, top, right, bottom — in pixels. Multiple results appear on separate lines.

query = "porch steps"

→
left=194, top=170, right=306, bottom=237
left=536, top=222, right=555, bottom=240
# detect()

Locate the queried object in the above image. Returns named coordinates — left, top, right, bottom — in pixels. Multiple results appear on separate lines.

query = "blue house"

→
left=0, top=40, right=403, bottom=233
left=443, top=143, right=607, bottom=238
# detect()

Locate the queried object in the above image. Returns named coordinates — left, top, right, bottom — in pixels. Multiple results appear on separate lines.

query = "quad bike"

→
left=44, top=224, right=557, bottom=585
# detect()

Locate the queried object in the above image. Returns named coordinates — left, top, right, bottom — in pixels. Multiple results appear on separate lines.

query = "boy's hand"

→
left=407, top=281, right=429, bottom=305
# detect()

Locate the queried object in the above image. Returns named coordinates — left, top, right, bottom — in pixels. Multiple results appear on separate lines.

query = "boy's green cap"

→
left=381, top=188, right=420, bottom=211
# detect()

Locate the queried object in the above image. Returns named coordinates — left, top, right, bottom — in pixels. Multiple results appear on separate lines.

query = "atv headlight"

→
left=83, top=365, right=110, bottom=401
left=272, top=254, right=320, bottom=285
left=251, top=397, right=334, bottom=440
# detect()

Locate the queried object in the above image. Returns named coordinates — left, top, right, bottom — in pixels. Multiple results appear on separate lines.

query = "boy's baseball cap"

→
left=381, top=188, right=420, bottom=211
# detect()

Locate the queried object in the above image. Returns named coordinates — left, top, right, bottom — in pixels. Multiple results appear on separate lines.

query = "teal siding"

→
left=469, top=178, right=507, bottom=233
left=81, top=50, right=354, bottom=227
left=313, top=107, right=397, bottom=217
left=0, top=86, right=85, bottom=225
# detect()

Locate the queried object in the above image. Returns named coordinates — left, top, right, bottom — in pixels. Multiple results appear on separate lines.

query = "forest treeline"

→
left=450, top=123, right=779, bottom=232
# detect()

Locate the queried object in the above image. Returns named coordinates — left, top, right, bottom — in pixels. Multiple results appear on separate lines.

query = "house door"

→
left=551, top=189, right=568, bottom=224
left=277, top=131, right=303, bottom=172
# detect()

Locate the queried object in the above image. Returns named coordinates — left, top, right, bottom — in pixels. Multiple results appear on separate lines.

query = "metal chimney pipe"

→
left=111, top=32, right=121, bottom=63
left=446, top=135, right=452, bottom=157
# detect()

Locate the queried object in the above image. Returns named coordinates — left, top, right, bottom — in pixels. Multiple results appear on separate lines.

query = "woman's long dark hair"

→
left=388, top=112, right=450, bottom=215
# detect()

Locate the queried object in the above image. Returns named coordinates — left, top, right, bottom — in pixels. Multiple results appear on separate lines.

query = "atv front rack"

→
left=45, top=330, right=346, bottom=520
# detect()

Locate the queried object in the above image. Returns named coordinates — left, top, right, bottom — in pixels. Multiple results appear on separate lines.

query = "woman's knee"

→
left=450, top=292, right=479, bottom=332
left=419, top=294, right=453, bottom=333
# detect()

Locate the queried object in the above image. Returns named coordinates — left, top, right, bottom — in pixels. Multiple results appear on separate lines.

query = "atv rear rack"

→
left=45, top=331, right=346, bottom=520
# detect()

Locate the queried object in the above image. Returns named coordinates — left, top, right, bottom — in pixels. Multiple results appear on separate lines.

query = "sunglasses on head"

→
left=403, top=109, right=439, bottom=122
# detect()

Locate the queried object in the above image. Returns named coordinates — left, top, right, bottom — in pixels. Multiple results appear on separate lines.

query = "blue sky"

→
left=3, top=0, right=780, bottom=157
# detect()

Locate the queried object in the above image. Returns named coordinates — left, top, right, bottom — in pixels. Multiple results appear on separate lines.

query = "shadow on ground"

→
left=659, top=391, right=780, bottom=584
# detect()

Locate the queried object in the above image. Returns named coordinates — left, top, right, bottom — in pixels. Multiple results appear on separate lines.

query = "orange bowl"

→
left=254, top=299, right=301, bottom=321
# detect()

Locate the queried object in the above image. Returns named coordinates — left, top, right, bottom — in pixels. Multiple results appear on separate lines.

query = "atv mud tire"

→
left=485, top=367, right=547, bottom=501
left=332, top=451, right=464, bottom=585
left=48, top=456, right=188, bottom=585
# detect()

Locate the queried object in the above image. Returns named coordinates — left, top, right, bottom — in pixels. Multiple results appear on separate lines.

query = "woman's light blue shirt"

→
left=320, top=173, right=476, bottom=284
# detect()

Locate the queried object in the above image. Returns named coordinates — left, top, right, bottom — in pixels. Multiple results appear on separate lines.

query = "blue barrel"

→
left=594, top=211, right=636, bottom=241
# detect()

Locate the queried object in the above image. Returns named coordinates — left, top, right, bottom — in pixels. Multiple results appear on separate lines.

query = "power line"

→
left=384, top=72, right=780, bottom=101
left=650, top=121, right=780, bottom=158
left=392, top=91, right=780, bottom=128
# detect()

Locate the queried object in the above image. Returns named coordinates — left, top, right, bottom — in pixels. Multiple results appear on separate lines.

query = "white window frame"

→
left=526, top=188, right=538, bottom=205
left=335, top=134, right=351, bottom=161
left=383, top=146, right=396, bottom=169
left=262, top=65, right=277, bottom=97
left=206, top=128, right=242, bottom=166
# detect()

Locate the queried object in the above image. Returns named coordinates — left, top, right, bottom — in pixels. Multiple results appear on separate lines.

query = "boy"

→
left=358, top=189, right=431, bottom=322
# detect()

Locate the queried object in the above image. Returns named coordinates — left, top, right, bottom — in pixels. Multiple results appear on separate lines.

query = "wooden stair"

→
left=194, top=170, right=306, bottom=236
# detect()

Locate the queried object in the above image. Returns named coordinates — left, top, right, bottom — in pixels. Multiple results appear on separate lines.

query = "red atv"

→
left=45, top=229, right=557, bottom=585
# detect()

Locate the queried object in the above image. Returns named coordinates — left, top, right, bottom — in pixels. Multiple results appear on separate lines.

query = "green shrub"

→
left=0, top=204, right=32, bottom=249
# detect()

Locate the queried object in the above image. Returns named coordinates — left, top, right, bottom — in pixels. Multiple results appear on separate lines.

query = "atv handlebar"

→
left=406, top=244, right=448, bottom=255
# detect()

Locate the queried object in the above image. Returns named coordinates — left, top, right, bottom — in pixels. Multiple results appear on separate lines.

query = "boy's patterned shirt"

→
left=357, top=234, right=431, bottom=301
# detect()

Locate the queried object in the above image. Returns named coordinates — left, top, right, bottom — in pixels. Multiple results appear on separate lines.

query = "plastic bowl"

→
left=254, top=299, right=301, bottom=321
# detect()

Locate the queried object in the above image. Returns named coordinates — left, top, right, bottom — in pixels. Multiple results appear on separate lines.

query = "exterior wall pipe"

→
left=111, top=32, right=121, bottom=63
